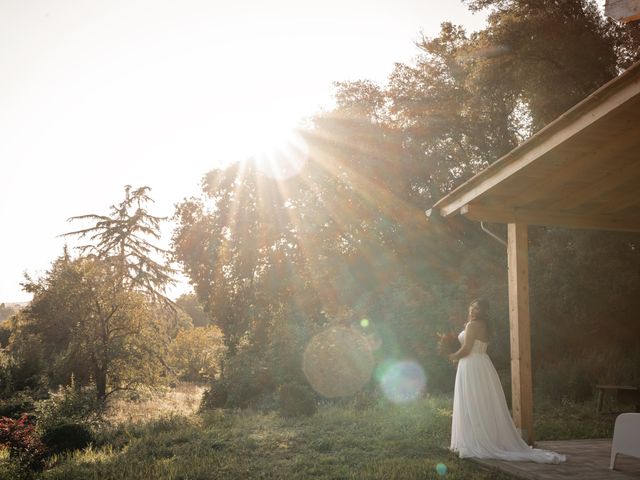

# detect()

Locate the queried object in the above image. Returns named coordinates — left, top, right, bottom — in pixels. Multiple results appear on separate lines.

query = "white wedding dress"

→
left=450, top=330, right=566, bottom=464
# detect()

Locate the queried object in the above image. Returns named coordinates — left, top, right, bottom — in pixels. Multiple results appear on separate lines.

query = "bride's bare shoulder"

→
left=466, top=320, right=488, bottom=334
left=466, top=320, right=489, bottom=341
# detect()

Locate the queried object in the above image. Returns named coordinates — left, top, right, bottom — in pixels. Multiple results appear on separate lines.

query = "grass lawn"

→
left=0, top=394, right=618, bottom=480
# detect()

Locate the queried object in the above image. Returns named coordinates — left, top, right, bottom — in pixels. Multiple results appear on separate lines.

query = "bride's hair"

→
left=470, top=298, right=493, bottom=338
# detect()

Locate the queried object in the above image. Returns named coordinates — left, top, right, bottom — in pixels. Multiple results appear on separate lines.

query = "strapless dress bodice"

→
left=458, top=330, right=488, bottom=354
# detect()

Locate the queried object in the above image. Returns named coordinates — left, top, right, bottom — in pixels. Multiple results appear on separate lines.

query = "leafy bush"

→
left=4, top=315, right=48, bottom=393
left=226, top=374, right=267, bottom=409
left=0, top=349, right=14, bottom=397
left=220, top=351, right=275, bottom=409
left=41, top=422, right=93, bottom=454
left=167, top=325, right=227, bottom=383
left=0, top=393, right=35, bottom=419
left=0, top=321, right=11, bottom=348
left=535, top=358, right=594, bottom=403
left=34, top=380, right=101, bottom=431
left=199, top=381, right=229, bottom=410
left=277, top=383, right=317, bottom=418
left=0, top=414, right=48, bottom=471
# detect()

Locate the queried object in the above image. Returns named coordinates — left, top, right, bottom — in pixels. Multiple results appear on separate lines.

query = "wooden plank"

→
left=606, top=0, right=640, bottom=22
left=491, top=130, right=640, bottom=210
left=435, top=65, right=640, bottom=218
left=613, top=203, right=640, bottom=219
left=592, top=177, right=640, bottom=214
left=460, top=204, right=640, bottom=232
left=548, top=157, right=640, bottom=212
left=507, top=223, right=534, bottom=444
left=473, top=439, right=640, bottom=479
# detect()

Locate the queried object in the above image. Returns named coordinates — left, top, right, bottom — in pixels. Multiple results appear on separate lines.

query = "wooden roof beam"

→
left=460, top=204, right=640, bottom=232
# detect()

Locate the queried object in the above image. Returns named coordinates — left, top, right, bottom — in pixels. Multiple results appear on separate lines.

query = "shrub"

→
left=277, top=383, right=317, bottom=418
left=535, top=358, right=594, bottom=403
left=0, top=350, right=14, bottom=398
left=34, top=380, right=101, bottom=431
left=0, top=393, right=35, bottom=419
left=167, top=326, right=227, bottom=383
left=221, top=352, right=274, bottom=409
left=200, top=381, right=229, bottom=411
left=226, top=375, right=264, bottom=409
left=0, top=325, right=11, bottom=351
left=351, top=386, right=380, bottom=411
left=0, top=414, right=48, bottom=471
left=41, top=422, right=93, bottom=454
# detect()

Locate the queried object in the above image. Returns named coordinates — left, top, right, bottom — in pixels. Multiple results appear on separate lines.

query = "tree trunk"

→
left=95, top=368, right=107, bottom=402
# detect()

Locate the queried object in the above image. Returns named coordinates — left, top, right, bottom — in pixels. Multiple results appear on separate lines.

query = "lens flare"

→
left=378, top=360, right=426, bottom=404
left=360, top=318, right=370, bottom=328
left=303, top=327, right=374, bottom=398
left=436, top=463, right=448, bottom=476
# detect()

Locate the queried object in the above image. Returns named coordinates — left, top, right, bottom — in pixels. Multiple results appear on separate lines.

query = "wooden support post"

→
left=507, top=223, right=534, bottom=445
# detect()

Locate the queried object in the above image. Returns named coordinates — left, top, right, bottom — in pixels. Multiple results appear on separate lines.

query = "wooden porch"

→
left=472, top=439, right=640, bottom=480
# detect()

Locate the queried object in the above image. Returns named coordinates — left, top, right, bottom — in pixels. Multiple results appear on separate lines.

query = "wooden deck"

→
left=471, top=439, right=640, bottom=480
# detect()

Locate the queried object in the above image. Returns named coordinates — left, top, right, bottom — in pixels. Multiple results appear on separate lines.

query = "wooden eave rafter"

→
left=433, top=61, right=640, bottom=233
left=460, top=205, right=640, bottom=233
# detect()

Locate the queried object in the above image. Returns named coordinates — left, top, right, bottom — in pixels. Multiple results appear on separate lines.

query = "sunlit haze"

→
left=1, top=0, right=489, bottom=302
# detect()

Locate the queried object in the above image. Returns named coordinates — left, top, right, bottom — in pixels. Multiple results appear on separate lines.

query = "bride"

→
left=449, top=299, right=566, bottom=464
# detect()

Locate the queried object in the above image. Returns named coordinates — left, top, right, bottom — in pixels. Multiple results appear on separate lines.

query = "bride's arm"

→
left=449, top=322, right=479, bottom=362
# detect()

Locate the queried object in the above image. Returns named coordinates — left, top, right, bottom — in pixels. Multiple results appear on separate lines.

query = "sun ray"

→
left=291, top=122, right=469, bottom=303
left=218, top=112, right=457, bottom=328
left=259, top=139, right=390, bottom=316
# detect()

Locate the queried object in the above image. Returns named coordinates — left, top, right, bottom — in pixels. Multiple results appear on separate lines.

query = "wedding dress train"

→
left=450, top=331, right=566, bottom=464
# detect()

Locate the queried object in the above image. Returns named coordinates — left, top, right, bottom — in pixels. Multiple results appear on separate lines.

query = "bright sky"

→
left=0, top=0, right=489, bottom=303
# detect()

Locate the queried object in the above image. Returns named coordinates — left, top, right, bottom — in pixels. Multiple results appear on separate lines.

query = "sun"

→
left=245, top=120, right=310, bottom=181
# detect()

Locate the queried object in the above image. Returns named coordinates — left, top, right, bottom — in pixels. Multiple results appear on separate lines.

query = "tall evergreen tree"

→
left=63, top=185, right=176, bottom=305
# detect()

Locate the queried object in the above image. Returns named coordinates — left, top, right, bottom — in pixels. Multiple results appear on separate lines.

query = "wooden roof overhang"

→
left=433, top=60, right=640, bottom=232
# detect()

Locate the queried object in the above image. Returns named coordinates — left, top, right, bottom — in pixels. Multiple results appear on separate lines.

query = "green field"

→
left=1, top=394, right=617, bottom=480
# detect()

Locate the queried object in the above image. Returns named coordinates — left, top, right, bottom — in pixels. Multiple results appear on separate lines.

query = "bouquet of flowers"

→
left=436, top=331, right=459, bottom=358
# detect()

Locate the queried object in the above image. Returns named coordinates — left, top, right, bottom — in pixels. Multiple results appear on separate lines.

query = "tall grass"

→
left=1, top=390, right=620, bottom=479
left=4, top=396, right=514, bottom=480
left=534, top=398, right=616, bottom=441
left=104, top=382, right=205, bottom=425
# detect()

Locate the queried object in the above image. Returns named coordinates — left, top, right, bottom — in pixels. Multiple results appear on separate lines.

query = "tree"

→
left=172, top=161, right=323, bottom=355
left=63, top=185, right=175, bottom=304
left=0, top=304, right=15, bottom=348
left=172, top=1, right=640, bottom=399
left=20, top=254, right=167, bottom=400
left=0, top=303, right=17, bottom=323
left=175, top=293, right=210, bottom=328
left=462, top=0, right=639, bottom=129
left=167, top=325, right=226, bottom=382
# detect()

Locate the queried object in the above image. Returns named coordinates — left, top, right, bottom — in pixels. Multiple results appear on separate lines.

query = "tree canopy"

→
left=172, top=0, right=640, bottom=402
left=19, top=253, right=168, bottom=400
